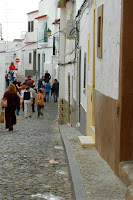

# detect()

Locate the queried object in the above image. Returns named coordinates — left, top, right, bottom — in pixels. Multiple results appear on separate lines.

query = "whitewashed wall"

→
left=63, top=1, right=75, bottom=104
left=95, top=0, right=121, bottom=100
left=79, top=2, right=94, bottom=111
left=26, top=12, right=38, bottom=43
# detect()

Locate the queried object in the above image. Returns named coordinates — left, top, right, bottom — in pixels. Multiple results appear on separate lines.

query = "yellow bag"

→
left=0, top=110, right=4, bottom=123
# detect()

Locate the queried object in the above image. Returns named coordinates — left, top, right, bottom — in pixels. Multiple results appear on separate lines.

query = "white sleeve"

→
left=30, top=92, right=33, bottom=98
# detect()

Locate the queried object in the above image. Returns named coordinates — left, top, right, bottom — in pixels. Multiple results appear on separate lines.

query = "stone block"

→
left=78, top=136, right=95, bottom=148
left=126, top=185, right=133, bottom=200
left=119, top=162, right=133, bottom=186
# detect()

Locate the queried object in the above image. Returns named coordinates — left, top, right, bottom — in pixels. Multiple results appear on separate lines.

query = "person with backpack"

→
left=5, top=72, right=11, bottom=87
left=23, top=87, right=33, bottom=118
left=35, top=89, right=44, bottom=118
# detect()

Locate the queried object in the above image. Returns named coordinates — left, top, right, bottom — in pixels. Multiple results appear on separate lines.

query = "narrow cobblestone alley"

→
left=0, top=98, right=72, bottom=200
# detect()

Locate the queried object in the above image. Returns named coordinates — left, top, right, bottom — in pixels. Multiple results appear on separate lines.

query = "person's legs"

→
left=37, top=104, right=41, bottom=117
left=53, top=92, right=56, bottom=102
left=46, top=92, right=49, bottom=102
left=24, top=102, right=28, bottom=118
left=55, top=92, right=58, bottom=102
left=32, top=98, right=35, bottom=112
left=16, top=108, right=19, bottom=115
left=27, top=103, right=32, bottom=117
left=6, top=79, right=9, bottom=87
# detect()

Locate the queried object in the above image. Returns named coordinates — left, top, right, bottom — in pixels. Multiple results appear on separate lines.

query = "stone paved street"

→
left=0, top=98, right=72, bottom=200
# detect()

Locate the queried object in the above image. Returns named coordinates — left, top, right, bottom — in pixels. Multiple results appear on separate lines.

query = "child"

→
left=35, top=89, right=44, bottom=118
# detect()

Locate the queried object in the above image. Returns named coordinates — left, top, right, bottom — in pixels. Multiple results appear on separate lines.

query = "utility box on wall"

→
left=66, top=20, right=77, bottom=39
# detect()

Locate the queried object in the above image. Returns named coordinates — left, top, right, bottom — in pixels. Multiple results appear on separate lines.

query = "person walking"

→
left=20, top=85, right=26, bottom=111
left=23, top=87, right=33, bottom=118
left=52, top=79, right=59, bottom=102
left=9, top=62, right=16, bottom=80
left=38, top=76, right=45, bottom=89
left=5, top=72, right=11, bottom=87
left=45, top=70, right=51, bottom=82
left=35, top=89, right=44, bottom=118
left=30, top=85, right=37, bottom=112
left=3, top=84, right=20, bottom=131
left=45, top=80, right=51, bottom=102
left=12, top=68, right=18, bottom=80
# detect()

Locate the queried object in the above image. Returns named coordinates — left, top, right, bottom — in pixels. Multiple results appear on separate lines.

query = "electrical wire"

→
left=0, top=30, right=60, bottom=54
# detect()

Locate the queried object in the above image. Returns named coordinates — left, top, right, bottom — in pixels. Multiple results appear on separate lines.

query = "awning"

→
left=27, top=10, right=39, bottom=15
left=52, top=19, right=60, bottom=25
left=35, top=15, right=47, bottom=20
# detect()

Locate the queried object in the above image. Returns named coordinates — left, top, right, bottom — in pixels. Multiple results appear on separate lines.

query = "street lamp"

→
left=46, top=28, right=52, bottom=37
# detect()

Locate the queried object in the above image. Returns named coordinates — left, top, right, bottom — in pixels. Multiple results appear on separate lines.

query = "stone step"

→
left=78, top=136, right=95, bottom=148
left=119, top=161, right=133, bottom=200
left=119, top=161, right=133, bottom=187
left=126, top=185, right=133, bottom=200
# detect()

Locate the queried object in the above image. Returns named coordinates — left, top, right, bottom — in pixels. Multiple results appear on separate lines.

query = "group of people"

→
left=38, top=71, right=59, bottom=103
left=2, top=68, right=59, bottom=131
left=5, top=62, right=18, bottom=87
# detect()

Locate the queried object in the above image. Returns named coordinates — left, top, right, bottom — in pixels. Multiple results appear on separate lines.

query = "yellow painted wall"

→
left=86, top=85, right=92, bottom=133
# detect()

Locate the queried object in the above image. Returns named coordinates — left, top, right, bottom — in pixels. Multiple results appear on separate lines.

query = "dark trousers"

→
left=6, top=79, right=9, bottom=87
left=32, top=98, right=35, bottom=112
left=53, top=91, right=58, bottom=102
left=37, top=104, right=43, bottom=117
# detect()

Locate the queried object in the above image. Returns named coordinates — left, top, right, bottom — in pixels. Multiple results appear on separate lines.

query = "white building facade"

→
left=20, top=0, right=60, bottom=83
left=58, top=0, right=133, bottom=176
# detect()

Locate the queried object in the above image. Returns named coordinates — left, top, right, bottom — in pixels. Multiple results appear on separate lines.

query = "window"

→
left=39, top=22, right=48, bottom=43
left=97, top=4, right=104, bottom=58
left=28, top=21, right=30, bottom=32
left=44, top=22, right=48, bottom=42
left=28, top=21, right=34, bottom=32
left=29, top=53, right=32, bottom=64
left=31, top=21, right=34, bottom=32
left=83, top=52, right=86, bottom=93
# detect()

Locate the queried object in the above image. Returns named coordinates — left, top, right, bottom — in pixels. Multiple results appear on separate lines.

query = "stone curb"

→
left=59, top=125, right=88, bottom=200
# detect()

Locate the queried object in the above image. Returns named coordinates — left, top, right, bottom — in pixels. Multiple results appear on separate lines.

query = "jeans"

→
left=10, top=71, right=14, bottom=80
left=46, top=92, right=49, bottom=102
left=16, top=108, right=19, bottom=115
left=6, top=79, right=9, bottom=87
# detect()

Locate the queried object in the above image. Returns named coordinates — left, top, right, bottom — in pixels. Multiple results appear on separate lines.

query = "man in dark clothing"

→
left=45, top=70, right=51, bottom=82
left=52, top=79, right=59, bottom=102
left=38, top=76, right=45, bottom=89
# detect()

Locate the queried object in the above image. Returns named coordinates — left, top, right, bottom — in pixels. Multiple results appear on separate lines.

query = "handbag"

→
left=0, top=110, right=4, bottom=123
left=1, top=97, right=7, bottom=107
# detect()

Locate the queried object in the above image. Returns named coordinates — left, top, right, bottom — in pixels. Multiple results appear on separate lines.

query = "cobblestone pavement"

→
left=0, top=99, right=72, bottom=199
left=60, top=125, right=127, bottom=200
